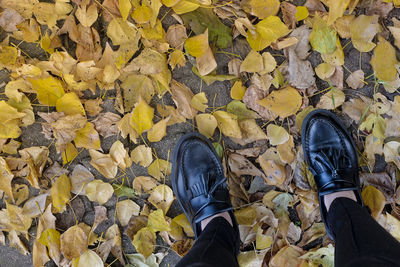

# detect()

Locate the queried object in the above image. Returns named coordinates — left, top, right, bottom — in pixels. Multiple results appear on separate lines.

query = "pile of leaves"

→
left=0, top=0, right=400, bottom=266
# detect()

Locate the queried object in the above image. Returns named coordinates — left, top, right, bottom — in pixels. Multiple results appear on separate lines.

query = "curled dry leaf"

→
left=85, top=180, right=114, bottom=205
left=60, top=225, right=88, bottom=261
left=170, top=80, right=197, bottom=119
left=132, top=176, right=158, bottom=194
left=346, top=69, right=365, bottom=89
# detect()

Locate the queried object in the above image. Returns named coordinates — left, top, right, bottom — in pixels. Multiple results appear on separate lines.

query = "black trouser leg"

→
left=327, top=197, right=400, bottom=267
left=176, top=217, right=239, bottom=267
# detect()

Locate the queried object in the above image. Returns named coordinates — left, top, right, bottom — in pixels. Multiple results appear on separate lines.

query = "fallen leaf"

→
left=371, top=36, right=398, bottom=82
left=147, top=118, right=169, bottom=142
left=148, top=159, right=171, bottom=181
left=89, top=149, right=118, bottom=179
left=213, top=111, right=242, bottom=139
left=51, top=174, right=71, bottom=213
left=148, top=184, right=174, bottom=214
left=148, top=208, right=171, bottom=232
left=309, top=16, right=337, bottom=54
left=85, top=180, right=114, bottom=205
left=362, top=185, right=386, bottom=219
left=131, top=145, right=153, bottom=167
left=350, top=15, right=380, bottom=52
left=346, top=69, right=365, bottom=89
left=116, top=199, right=140, bottom=226
left=258, top=86, right=302, bottom=118
left=132, top=227, right=156, bottom=258
left=29, top=76, right=65, bottom=106
left=110, top=140, right=132, bottom=170
left=317, top=88, right=345, bottom=110
left=132, top=176, right=158, bottom=194
left=267, top=124, right=289, bottom=146
left=195, top=113, right=218, bottom=138
left=60, top=225, right=88, bottom=260
left=77, top=250, right=103, bottom=267
left=270, top=245, right=304, bottom=267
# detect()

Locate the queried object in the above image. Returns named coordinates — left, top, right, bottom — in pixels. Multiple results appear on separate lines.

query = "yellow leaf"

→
left=327, top=0, right=351, bottom=25
left=2, top=140, right=21, bottom=155
left=62, top=142, right=78, bottom=165
left=116, top=199, right=140, bottom=226
left=107, top=18, right=139, bottom=46
left=277, top=136, right=295, bottom=164
left=171, top=213, right=194, bottom=237
left=56, top=92, right=85, bottom=116
left=162, top=0, right=180, bottom=7
left=0, top=46, right=17, bottom=65
left=388, top=18, right=400, bottom=49
left=362, top=185, right=385, bottom=219
left=256, top=226, right=273, bottom=250
left=242, top=0, right=280, bottom=19
left=39, top=229, right=61, bottom=260
left=247, top=16, right=290, bottom=51
left=120, top=74, right=155, bottom=110
left=371, top=36, right=398, bottom=82
left=172, top=0, right=199, bottom=14
left=321, top=37, right=344, bottom=66
left=258, top=87, right=302, bottom=118
left=131, top=145, right=153, bottom=167
left=60, top=225, right=88, bottom=261
left=148, top=184, right=174, bottom=214
left=132, top=4, right=152, bottom=24
left=350, top=15, right=380, bottom=52
left=119, top=0, right=132, bottom=20
left=169, top=50, right=187, bottom=70
left=4, top=79, right=30, bottom=103
left=147, top=118, right=168, bottom=143
left=130, top=97, right=154, bottom=135
left=195, top=113, right=218, bottom=138
left=240, top=50, right=263, bottom=73
left=190, top=92, right=208, bottom=112
left=315, top=63, right=336, bottom=80
left=6, top=202, right=32, bottom=233
left=295, top=6, right=309, bottom=21
left=51, top=174, right=71, bottom=213
left=148, top=159, right=171, bottom=181
left=133, top=227, right=156, bottom=258
left=74, top=122, right=101, bottom=150
left=360, top=113, right=386, bottom=140
left=317, top=88, right=345, bottom=110
left=267, top=124, right=289, bottom=146
left=213, top=111, right=242, bottom=139
left=234, top=206, right=256, bottom=225
left=29, top=76, right=65, bottom=106
left=309, top=16, right=337, bottom=54
left=0, top=101, right=25, bottom=138
left=86, top=180, right=114, bottom=205
left=185, top=31, right=209, bottom=58
left=334, top=15, right=355, bottom=39
left=230, top=81, right=246, bottom=100
left=77, top=250, right=103, bottom=267
left=75, top=3, right=98, bottom=27
left=89, top=150, right=118, bottom=179
left=148, top=209, right=171, bottom=232
left=262, top=52, right=276, bottom=73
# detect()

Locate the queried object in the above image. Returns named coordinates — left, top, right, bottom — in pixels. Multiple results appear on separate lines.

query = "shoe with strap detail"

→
left=171, top=132, right=240, bottom=254
left=301, top=109, right=364, bottom=240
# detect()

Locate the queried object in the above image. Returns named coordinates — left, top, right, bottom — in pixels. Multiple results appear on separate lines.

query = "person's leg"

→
left=176, top=216, right=239, bottom=267
left=171, top=133, right=240, bottom=266
left=327, top=197, right=400, bottom=267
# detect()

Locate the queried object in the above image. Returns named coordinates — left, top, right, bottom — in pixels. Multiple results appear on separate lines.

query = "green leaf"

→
left=181, top=8, right=232, bottom=48
left=192, top=66, right=236, bottom=85
left=213, top=142, right=223, bottom=159
left=227, top=100, right=259, bottom=120
left=112, top=183, right=138, bottom=198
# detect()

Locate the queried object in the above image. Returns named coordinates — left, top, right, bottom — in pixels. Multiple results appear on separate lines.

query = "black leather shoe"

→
left=301, top=109, right=363, bottom=240
left=171, top=133, right=240, bottom=251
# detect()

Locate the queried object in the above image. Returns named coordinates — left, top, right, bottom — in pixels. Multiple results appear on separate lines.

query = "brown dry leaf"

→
left=60, top=225, right=88, bottom=261
left=75, top=3, right=98, bottom=27
left=170, top=80, right=197, bottom=119
left=228, top=153, right=265, bottom=178
left=166, top=24, right=188, bottom=50
left=0, top=8, right=24, bottom=32
left=70, top=164, right=94, bottom=195
left=171, top=239, right=194, bottom=257
left=89, top=150, right=118, bottom=179
left=346, top=69, right=365, bottom=89
left=238, top=119, right=267, bottom=144
left=243, top=85, right=276, bottom=120
left=92, top=112, right=121, bottom=138
left=277, top=136, right=295, bottom=164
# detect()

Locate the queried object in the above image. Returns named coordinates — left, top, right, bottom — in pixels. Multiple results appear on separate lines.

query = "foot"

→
left=301, top=109, right=363, bottom=240
left=201, top=211, right=233, bottom=230
left=171, top=133, right=240, bottom=253
left=324, top=190, right=357, bottom=212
